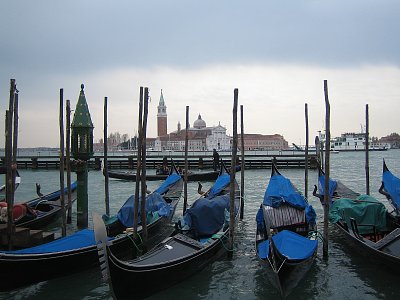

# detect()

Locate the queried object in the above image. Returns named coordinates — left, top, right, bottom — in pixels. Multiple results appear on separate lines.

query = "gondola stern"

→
left=271, top=161, right=281, bottom=177
left=383, top=159, right=389, bottom=173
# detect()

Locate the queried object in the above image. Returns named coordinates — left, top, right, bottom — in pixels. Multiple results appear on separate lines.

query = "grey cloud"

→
left=1, top=0, right=399, bottom=81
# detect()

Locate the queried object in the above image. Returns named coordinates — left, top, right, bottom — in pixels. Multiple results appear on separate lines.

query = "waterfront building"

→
left=379, top=133, right=400, bottom=149
left=154, top=114, right=231, bottom=151
left=238, top=134, right=289, bottom=150
left=150, top=90, right=288, bottom=151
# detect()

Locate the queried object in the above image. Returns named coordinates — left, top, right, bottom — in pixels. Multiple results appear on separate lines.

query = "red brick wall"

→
left=157, top=116, right=167, bottom=137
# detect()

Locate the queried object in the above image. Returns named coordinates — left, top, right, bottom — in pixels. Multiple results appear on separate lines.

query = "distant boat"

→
left=107, top=169, right=220, bottom=182
left=318, top=132, right=388, bottom=152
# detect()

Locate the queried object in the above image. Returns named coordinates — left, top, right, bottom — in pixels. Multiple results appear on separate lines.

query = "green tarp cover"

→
left=329, top=195, right=388, bottom=234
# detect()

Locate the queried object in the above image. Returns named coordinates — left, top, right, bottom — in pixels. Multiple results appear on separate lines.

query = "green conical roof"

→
left=159, top=89, right=165, bottom=106
left=71, top=84, right=94, bottom=128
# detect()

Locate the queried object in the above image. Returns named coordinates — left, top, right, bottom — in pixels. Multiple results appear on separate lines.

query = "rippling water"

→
left=1, top=150, right=399, bottom=299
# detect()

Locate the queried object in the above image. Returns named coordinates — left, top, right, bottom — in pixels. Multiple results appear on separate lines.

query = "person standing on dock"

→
left=213, top=149, right=220, bottom=171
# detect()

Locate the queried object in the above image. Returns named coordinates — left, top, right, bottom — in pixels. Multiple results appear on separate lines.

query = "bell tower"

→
left=157, top=89, right=167, bottom=137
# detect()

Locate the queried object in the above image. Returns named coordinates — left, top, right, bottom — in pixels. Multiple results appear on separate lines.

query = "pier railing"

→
left=0, top=153, right=318, bottom=170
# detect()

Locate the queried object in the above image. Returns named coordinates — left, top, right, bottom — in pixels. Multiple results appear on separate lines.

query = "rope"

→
left=217, top=232, right=235, bottom=252
left=116, top=232, right=143, bottom=255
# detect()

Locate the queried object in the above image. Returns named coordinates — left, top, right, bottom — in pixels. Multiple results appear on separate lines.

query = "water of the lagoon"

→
left=1, top=150, right=399, bottom=300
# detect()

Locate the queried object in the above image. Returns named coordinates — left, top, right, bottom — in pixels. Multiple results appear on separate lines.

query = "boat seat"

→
left=263, top=204, right=305, bottom=229
left=371, top=228, right=400, bottom=250
left=174, top=233, right=204, bottom=249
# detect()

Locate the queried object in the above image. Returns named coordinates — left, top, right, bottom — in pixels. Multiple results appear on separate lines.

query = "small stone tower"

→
left=157, top=89, right=167, bottom=137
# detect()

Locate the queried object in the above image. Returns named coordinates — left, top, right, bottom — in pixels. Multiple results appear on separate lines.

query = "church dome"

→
left=193, top=114, right=206, bottom=129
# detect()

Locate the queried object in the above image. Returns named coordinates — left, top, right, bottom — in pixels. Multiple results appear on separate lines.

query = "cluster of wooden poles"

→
left=4, top=81, right=77, bottom=250
left=4, top=79, right=19, bottom=250
left=4, top=79, right=372, bottom=258
left=102, top=87, right=246, bottom=250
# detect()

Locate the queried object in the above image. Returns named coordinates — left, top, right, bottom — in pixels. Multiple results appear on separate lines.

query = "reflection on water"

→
left=0, top=150, right=399, bottom=299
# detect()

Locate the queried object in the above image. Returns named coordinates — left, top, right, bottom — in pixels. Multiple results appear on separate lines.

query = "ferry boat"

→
left=319, top=132, right=388, bottom=152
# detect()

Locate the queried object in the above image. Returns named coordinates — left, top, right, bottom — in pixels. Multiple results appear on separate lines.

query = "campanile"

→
left=157, top=89, right=167, bottom=137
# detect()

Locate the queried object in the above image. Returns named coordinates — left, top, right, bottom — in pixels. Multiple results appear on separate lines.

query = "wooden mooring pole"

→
left=12, top=87, right=19, bottom=222
left=66, top=100, right=72, bottom=223
left=315, top=136, right=320, bottom=167
left=12, top=91, right=19, bottom=180
left=5, top=110, right=13, bottom=250
left=183, top=106, right=189, bottom=214
left=323, top=80, right=331, bottom=258
left=240, top=105, right=245, bottom=220
left=140, top=87, right=149, bottom=248
left=365, top=104, right=370, bottom=195
left=59, top=89, right=66, bottom=237
left=304, top=103, right=309, bottom=199
left=134, top=87, right=144, bottom=234
left=104, top=97, right=110, bottom=215
left=6, top=78, right=16, bottom=250
left=320, top=134, right=324, bottom=170
left=229, top=88, right=239, bottom=255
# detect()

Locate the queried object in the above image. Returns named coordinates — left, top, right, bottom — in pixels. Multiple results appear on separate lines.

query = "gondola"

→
left=314, top=166, right=400, bottom=272
left=0, top=168, right=183, bottom=292
left=255, top=163, right=318, bottom=298
left=379, top=160, right=400, bottom=217
left=0, top=181, right=78, bottom=229
left=107, top=169, right=220, bottom=182
left=94, top=163, right=241, bottom=299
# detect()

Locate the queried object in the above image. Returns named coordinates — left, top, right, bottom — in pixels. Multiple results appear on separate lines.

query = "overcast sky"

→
left=1, top=1, right=399, bottom=147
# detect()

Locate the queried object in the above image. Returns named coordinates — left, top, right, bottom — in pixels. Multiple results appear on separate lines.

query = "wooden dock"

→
left=0, top=224, right=55, bottom=249
left=0, top=153, right=318, bottom=170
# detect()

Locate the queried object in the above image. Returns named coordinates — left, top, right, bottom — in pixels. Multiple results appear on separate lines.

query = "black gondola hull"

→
left=9, top=183, right=78, bottom=229
left=108, top=170, right=219, bottom=182
left=256, top=238, right=317, bottom=298
left=101, top=163, right=240, bottom=299
left=108, top=234, right=228, bottom=300
left=334, top=221, right=400, bottom=272
left=0, top=216, right=170, bottom=292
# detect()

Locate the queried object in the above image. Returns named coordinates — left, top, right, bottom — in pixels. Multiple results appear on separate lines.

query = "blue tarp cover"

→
left=257, top=230, right=317, bottom=260
left=3, top=229, right=98, bottom=254
left=154, top=173, right=181, bottom=195
left=272, top=230, right=317, bottom=260
left=207, top=174, right=230, bottom=199
left=183, top=194, right=231, bottom=236
left=318, top=175, right=337, bottom=203
left=257, top=240, right=269, bottom=259
left=305, top=205, right=317, bottom=226
left=117, top=193, right=170, bottom=227
left=383, top=168, right=400, bottom=211
left=116, top=173, right=179, bottom=227
left=263, top=174, right=307, bottom=209
left=256, top=206, right=265, bottom=231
